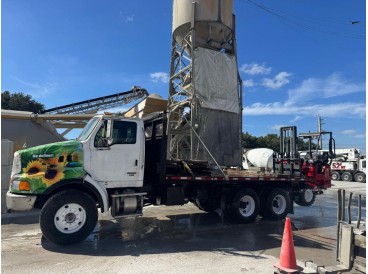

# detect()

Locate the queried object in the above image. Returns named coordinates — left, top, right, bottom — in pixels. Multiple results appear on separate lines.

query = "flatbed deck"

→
left=166, top=169, right=308, bottom=183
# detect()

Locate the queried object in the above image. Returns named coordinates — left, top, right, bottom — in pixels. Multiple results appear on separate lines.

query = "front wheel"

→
left=40, top=190, right=98, bottom=245
left=354, top=172, right=366, bottom=183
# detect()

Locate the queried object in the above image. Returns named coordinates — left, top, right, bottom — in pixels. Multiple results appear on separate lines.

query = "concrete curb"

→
left=1, top=209, right=40, bottom=224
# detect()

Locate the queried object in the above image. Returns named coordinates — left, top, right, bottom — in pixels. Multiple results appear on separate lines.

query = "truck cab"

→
left=81, top=115, right=145, bottom=188
left=6, top=114, right=147, bottom=245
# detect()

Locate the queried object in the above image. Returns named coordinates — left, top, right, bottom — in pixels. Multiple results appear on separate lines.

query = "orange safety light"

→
left=19, top=181, right=31, bottom=191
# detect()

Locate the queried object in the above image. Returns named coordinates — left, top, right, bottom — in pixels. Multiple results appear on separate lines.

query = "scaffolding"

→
left=167, top=1, right=242, bottom=167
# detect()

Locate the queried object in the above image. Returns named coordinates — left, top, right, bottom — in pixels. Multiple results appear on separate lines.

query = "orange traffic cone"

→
left=274, top=217, right=302, bottom=273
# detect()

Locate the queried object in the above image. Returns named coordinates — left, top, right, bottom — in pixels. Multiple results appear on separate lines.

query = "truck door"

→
left=360, top=159, right=366, bottom=173
left=89, top=119, right=144, bottom=188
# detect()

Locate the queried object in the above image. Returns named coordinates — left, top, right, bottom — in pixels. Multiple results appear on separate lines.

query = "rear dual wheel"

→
left=227, top=187, right=291, bottom=222
left=193, top=198, right=218, bottom=212
left=341, top=172, right=353, bottom=182
left=331, top=171, right=340, bottom=181
left=260, top=188, right=291, bottom=220
left=227, top=188, right=259, bottom=223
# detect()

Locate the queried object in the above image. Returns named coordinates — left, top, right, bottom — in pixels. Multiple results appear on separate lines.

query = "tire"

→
left=294, top=188, right=316, bottom=207
left=228, top=188, right=259, bottom=224
left=354, top=172, right=366, bottom=183
left=40, top=190, right=98, bottom=245
left=341, top=172, right=353, bottom=182
left=263, top=188, right=291, bottom=220
left=193, top=198, right=218, bottom=212
left=331, top=171, right=340, bottom=181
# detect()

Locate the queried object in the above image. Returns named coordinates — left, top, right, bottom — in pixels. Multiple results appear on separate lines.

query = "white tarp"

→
left=190, top=47, right=242, bottom=166
left=193, top=47, right=240, bottom=113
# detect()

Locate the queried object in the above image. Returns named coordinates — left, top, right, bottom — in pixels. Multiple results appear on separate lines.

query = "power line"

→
left=237, top=0, right=365, bottom=40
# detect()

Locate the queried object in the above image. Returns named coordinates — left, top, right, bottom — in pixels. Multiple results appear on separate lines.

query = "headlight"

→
left=11, top=152, right=21, bottom=177
left=10, top=180, right=30, bottom=191
left=12, top=180, right=20, bottom=190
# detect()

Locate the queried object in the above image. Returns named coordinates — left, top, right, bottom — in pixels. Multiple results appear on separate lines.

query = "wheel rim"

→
left=238, top=195, right=255, bottom=217
left=304, top=189, right=314, bottom=203
left=272, top=194, right=287, bottom=214
left=54, top=203, right=87, bottom=234
left=342, top=174, right=350, bottom=181
left=332, top=173, right=338, bottom=180
left=356, top=174, right=364, bottom=182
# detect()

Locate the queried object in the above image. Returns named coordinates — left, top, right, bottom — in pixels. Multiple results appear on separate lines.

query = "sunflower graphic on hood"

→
left=22, top=154, right=67, bottom=186
left=22, top=160, right=46, bottom=176
left=42, top=166, right=65, bottom=186
left=13, top=140, right=86, bottom=194
left=43, top=155, right=67, bottom=185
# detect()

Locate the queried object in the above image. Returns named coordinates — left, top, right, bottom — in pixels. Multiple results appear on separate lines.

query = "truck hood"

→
left=11, top=140, right=86, bottom=194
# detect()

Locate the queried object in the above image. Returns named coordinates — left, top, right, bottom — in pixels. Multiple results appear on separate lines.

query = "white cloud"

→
left=341, top=129, right=365, bottom=139
left=341, top=129, right=357, bottom=135
left=242, top=73, right=365, bottom=125
left=286, top=73, right=365, bottom=105
left=243, top=79, right=255, bottom=87
left=125, top=15, right=134, bottom=23
left=150, top=72, right=170, bottom=83
left=11, top=76, right=57, bottom=98
left=261, top=72, right=292, bottom=90
left=290, top=116, right=303, bottom=122
left=239, top=63, right=272, bottom=75
left=243, top=102, right=366, bottom=119
left=353, top=134, right=366, bottom=139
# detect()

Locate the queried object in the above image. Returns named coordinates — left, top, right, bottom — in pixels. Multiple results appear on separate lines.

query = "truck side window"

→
left=145, top=125, right=153, bottom=139
left=94, top=120, right=108, bottom=147
left=155, top=123, right=163, bottom=137
left=111, top=121, right=137, bottom=145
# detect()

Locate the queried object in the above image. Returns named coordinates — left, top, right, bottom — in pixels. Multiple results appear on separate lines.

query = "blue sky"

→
left=2, top=0, right=366, bottom=153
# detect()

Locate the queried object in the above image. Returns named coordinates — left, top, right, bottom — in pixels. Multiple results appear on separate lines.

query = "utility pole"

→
left=317, top=114, right=325, bottom=149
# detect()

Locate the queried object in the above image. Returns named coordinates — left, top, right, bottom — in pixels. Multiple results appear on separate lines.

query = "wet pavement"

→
left=1, top=181, right=366, bottom=273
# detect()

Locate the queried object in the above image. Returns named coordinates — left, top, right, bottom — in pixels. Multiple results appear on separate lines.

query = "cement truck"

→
left=242, top=148, right=275, bottom=171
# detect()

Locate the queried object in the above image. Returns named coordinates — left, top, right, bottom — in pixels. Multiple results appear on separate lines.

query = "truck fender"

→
left=84, top=174, right=109, bottom=213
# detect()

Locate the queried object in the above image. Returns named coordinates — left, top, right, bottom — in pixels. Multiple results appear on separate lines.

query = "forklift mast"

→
left=279, top=126, right=299, bottom=160
left=274, top=126, right=301, bottom=176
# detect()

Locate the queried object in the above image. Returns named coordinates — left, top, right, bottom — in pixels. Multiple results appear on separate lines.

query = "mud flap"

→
left=289, top=194, right=294, bottom=214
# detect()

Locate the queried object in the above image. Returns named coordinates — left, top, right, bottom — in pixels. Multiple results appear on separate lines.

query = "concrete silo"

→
left=167, top=0, right=242, bottom=167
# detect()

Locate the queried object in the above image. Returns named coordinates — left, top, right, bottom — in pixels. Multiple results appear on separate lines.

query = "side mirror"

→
left=106, top=120, right=112, bottom=138
left=107, top=137, right=113, bottom=146
left=106, top=120, right=113, bottom=145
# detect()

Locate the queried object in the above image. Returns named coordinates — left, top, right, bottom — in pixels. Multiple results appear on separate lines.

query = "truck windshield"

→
left=77, top=117, right=100, bottom=141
